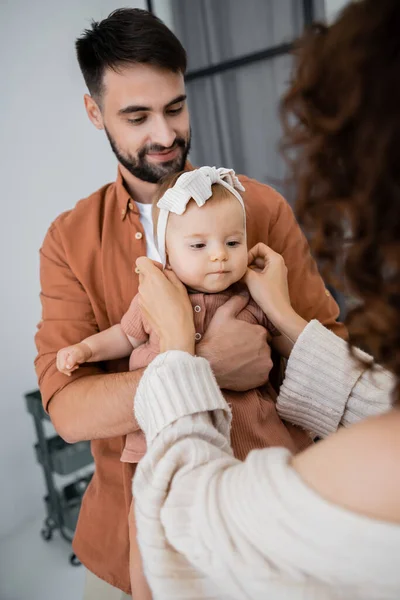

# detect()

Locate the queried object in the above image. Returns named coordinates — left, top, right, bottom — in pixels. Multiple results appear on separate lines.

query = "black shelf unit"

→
left=25, top=389, right=94, bottom=566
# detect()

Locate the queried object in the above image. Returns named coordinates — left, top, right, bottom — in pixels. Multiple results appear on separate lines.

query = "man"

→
left=35, top=8, right=344, bottom=599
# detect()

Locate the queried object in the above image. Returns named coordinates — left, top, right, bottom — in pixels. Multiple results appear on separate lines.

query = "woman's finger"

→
left=137, top=297, right=150, bottom=319
left=136, top=255, right=150, bottom=271
left=248, top=242, right=277, bottom=260
left=137, top=294, right=155, bottom=326
left=136, top=256, right=162, bottom=276
left=247, top=243, right=270, bottom=265
left=250, top=257, right=265, bottom=270
left=248, top=243, right=284, bottom=271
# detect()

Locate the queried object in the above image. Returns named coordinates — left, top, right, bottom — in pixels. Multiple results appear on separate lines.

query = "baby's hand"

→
left=56, top=342, right=92, bottom=376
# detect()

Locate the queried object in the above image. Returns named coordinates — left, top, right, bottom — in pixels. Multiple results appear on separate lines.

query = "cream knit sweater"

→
left=133, top=320, right=400, bottom=599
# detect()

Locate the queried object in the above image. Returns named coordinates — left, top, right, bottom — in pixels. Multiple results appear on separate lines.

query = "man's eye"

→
left=190, top=243, right=206, bottom=249
left=167, top=106, right=183, bottom=116
left=128, top=116, right=146, bottom=125
left=227, top=241, right=240, bottom=247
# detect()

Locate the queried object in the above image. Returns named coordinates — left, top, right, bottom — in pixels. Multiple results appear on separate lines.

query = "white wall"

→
left=152, top=0, right=174, bottom=32
left=0, top=0, right=146, bottom=540
left=0, top=0, right=350, bottom=542
left=324, top=0, right=351, bottom=22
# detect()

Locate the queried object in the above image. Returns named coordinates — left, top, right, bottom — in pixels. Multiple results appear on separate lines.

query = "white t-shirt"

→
left=135, top=201, right=161, bottom=263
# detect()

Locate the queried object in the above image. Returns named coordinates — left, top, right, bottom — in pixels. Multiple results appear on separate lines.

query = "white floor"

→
left=0, top=512, right=85, bottom=600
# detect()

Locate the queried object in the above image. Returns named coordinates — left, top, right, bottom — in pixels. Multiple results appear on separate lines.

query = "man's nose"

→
left=150, top=116, right=176, bottom=149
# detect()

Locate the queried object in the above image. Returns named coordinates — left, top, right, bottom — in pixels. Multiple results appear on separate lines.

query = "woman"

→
left=132, top=0, right=400, bottom=598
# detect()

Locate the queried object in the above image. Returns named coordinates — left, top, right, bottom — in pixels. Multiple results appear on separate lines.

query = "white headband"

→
left=156, top=166, right=246, bottom=266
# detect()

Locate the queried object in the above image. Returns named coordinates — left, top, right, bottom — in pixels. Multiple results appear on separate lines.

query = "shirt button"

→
left=325, top=289, right=330, bottom=297
left=135, top=232, right=143, bottom=240
left=128, top=202, right=134, bottom=211
left=121, top=208, right=126, bottom=217
left=194, top=305, right=201, bottom=313
left=134, top=267, right=140, bottom=274
left=195, top=333, right=202, bottom=341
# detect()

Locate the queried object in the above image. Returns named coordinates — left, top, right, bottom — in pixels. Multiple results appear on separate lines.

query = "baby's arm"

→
left=57, top=324, right=145, bottom=376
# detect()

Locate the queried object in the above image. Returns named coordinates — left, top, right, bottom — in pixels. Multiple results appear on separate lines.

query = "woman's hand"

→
left=243, top=243, right=307, bottom=344
left=136, top=257, right=196, bottom=354
left=243, top=243, right=292, bottom=323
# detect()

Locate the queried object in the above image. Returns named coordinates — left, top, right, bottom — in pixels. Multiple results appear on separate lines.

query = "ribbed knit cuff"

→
left=342, top=366, right=394, bottom=427
left=134, top=351, right=230, bottom=443
left=277, top=320, right=370, bottom=437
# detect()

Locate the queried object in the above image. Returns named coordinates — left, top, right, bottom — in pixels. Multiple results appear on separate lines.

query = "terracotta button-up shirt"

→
left=35, top=168, right=345, bottom=594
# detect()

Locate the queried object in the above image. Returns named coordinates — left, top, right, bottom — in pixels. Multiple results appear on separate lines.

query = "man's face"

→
left=96, top=64, right=191, bottom=183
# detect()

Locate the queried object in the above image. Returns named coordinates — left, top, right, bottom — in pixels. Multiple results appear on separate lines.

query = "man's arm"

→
left=35, top=221, right=141, bottom=443
left=49, top=370, right=143, bottom=444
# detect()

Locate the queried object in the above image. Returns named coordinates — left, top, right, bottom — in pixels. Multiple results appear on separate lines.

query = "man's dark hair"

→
left=75, top=8, right=187, bottom=99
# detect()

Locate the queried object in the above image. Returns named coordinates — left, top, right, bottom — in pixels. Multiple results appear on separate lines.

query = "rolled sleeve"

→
left=34, top=221, right=103, bottom=411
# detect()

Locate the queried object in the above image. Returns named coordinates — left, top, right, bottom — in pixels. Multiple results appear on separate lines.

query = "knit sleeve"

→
left=276, top=320, right=395, bottom=437
left=121, top=293, right=148, bottom=342
left=133, top=351, right=400, bottom=599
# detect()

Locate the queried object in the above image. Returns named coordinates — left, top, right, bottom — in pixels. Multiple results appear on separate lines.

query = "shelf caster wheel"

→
left=69, top=553, right=81, bottom=567
left=41, top=528, right=52, bottom=541
left=45, top=517, right=56, bottom=529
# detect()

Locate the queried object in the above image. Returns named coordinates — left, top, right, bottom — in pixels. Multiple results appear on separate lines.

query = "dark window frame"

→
left=146, top=0, right=315, bottom=81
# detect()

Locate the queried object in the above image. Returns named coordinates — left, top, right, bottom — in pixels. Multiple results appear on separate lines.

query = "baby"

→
left=57, top=166, right=298, bottom=462
left=57, top=166, right=304, bottom=600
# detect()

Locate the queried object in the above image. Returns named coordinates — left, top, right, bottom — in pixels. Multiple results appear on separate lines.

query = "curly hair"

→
left=280, top=0, right=400, bottom=400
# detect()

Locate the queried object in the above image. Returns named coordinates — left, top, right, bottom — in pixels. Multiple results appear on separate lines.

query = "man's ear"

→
left=84, top=94, right=104, bottom=130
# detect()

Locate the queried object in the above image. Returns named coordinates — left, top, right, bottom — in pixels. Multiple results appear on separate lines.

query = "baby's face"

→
left=165, top=194, right=248, bottom=293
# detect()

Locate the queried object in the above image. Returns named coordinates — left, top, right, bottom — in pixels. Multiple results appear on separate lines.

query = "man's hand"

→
left=196, top=293, right=272, bottom=391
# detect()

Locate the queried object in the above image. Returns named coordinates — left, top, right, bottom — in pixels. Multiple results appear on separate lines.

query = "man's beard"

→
left=105, top=128, right=191, bottom=184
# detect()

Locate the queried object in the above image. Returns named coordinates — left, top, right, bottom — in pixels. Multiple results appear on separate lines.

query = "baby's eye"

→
left=190, top=243, right=206, bottom=249
left=226, top=240, right=241, bottom=247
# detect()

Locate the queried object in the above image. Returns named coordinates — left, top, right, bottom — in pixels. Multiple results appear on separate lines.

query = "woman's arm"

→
left=244, top=244, right=394, bottom=434
left=269, top=316, right=305, bottom=358
left=132, top=256, right=399, bottom=597
left=133, top=351, right=400, bottom=599
left=276, top=319, right=394, bottom=437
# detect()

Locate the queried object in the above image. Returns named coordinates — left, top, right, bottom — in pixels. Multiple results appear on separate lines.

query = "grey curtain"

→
left=171, top=0, right=325, bottom=193
left=168, top=0, right=350, bottom=318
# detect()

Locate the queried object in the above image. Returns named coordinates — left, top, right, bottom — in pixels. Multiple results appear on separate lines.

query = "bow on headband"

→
left=156, top=166, right=246, bottom=266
